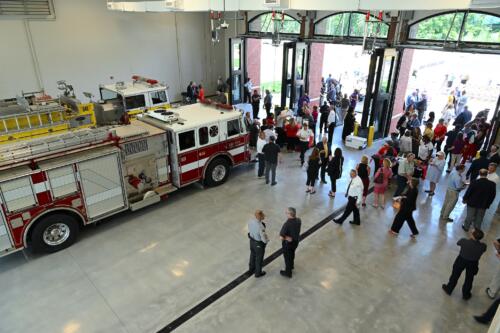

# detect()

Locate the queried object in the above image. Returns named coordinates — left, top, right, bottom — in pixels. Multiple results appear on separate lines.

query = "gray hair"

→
left=287, top=207, right=296, bottom=218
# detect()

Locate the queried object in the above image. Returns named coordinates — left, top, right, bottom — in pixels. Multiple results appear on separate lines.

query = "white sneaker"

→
left=486, top=287, right=496, bottom=299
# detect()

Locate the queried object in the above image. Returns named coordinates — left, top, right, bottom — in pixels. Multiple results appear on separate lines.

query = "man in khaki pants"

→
left=440, top=164, right=466, bottom=222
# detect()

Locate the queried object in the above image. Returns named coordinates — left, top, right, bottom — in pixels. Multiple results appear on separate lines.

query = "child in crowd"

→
left=423, top=122, right=434, bottom=141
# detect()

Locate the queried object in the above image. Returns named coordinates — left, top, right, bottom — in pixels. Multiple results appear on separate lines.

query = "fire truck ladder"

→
left=0, top=103, right=70, bottom=141
left=1, top=104, right=68, bottom=130
left=0, top=127, right=114, bottom=169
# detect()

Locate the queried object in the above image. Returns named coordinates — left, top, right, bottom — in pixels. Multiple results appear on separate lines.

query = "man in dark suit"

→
left=462, top=169, right=496, bottom=231
left=315, top=136, right=331, bottom=184
left=466, top=150, right=489, bottom=181
left=279, top=207, right=301, bottom=278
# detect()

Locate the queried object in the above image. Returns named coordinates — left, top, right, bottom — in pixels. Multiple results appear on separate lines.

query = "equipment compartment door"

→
left=0, top=210, right=12, bottom=253
left=78, top=153, right=126, bottom=219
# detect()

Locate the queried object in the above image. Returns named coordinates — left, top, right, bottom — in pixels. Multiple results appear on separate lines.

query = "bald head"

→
left=479, top=169, right=488, bottom=178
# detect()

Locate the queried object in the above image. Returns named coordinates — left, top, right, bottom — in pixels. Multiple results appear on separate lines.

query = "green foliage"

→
left=260, top=81, right=282, bottom=93
left=249, top=13, right=300, bottom=34
left=322, top=13, right=349, bottom=36
left=411, top=13, right=464, bottom=40
left=462, top=13, right=500, bottom=43
left=315, top=12, right=388, bottom=38
left=410, top=12, right=500, bottom=43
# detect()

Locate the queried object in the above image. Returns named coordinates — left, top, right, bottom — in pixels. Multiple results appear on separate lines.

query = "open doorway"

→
left=391, top=49, right=500, bottom=134
left=246, top=38, right=287, bottom=119
left=308, top=43, right=371, bottom=122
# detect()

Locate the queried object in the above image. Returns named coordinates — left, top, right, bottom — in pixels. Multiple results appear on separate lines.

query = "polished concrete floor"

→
left=0, top=129, right=499, bottom=333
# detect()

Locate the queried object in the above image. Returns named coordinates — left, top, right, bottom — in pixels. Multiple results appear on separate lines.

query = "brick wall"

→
left=307, top=43, right=325, bottom=107
left=246, top=38, right=261, bottom=92
left=390, top=49, right=414, bottom=133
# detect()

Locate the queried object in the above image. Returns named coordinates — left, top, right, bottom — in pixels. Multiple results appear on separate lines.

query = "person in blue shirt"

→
left=247, top=210, right=269, bottom=278
left=405, top=91, right=417, bottom=111
left=407, top=113, right=421, bottom=130
left=440, top=164, right=467, bottom=222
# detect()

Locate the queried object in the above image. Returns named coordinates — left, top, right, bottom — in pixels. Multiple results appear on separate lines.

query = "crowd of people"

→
left=184, top=77, right=230, bottom=105
left=244, top=85, right=500, bottom=327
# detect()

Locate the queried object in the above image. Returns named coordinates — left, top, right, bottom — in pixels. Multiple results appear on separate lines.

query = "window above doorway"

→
left=248, top=12, right=300, bottom=35
left=314, top=12, right=389, bottom=39
left=408, top=11, right=500, bottom=45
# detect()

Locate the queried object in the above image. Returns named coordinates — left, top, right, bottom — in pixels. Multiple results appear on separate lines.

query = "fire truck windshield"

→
left=100, top=88, right=119, bottom=101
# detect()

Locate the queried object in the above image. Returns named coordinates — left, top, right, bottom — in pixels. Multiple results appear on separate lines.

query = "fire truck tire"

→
left=31, top=213, right=79, bottom=253
left=204, top=158, right=230, bottom=187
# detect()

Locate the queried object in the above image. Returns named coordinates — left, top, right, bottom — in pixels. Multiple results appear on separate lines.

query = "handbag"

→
left=374, top=170, right=384, bottom=184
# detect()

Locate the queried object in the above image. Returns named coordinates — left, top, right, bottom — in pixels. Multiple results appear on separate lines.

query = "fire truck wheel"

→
left=31, top=213, right=79, bottom=253
left=205, top=158, right=230, bottom=187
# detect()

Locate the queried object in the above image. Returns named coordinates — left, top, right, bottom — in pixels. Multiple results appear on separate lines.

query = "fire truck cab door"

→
left=167, top=130, right=181, bottom=188
left=197, top=123, right=220, bottom=164
left=176, top=129, right=200, bottom=185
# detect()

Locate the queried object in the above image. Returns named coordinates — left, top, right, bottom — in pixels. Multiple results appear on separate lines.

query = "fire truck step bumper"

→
left=155, top=183, right=177, bottom=196
left=130, top=194, right=161, bottom=211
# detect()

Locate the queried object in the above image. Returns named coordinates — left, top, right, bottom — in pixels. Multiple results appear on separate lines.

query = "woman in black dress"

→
left=306, top=148, right=321, bottom=194
left=356, top=155, right=371, bottom=207
left=389, top=178, right=420, bottom=237
left=327, top=147, right=344, bottom=198
left=342, top=107, right=356, bottom=143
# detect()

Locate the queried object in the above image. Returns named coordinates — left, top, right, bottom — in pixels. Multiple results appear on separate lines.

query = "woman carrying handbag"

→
left=326, top=148, right=344, bottom=198
left=372, top=158, right=393, bottom=208
left=389, top=178, right=420, bottom=238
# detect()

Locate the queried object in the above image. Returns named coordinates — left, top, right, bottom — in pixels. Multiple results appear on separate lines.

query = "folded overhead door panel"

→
left=77, top=151, right=126, bottom=220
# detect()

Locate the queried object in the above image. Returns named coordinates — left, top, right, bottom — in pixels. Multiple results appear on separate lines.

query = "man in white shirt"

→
left=297, top=123, right=313, bottom=166
left=487, top=163, right=500, bottom=185
left=264, top=125, right=277, bottom=143
left=327, top=103, right=337, bottom=148
left=418, top=136, right=434, bottom=161
left=256, top=132, right=267, bottom=178
left=333, top=169, right=363, bottom=225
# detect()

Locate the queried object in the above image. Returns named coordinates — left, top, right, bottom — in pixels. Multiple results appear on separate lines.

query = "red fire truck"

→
left=0, top=103, right=249, bottom=256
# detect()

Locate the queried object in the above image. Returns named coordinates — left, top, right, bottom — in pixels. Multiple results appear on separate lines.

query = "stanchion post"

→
left=367, top=126, right=374, bottom=147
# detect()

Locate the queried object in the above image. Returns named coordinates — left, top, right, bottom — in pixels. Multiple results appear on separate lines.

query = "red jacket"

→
left=434, top=124, right=447, bottom=141
left=285, top=124, right=300, bottom=138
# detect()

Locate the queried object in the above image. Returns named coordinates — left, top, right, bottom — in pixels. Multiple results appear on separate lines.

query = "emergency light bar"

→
left=132, top=75, right=159, bottom=86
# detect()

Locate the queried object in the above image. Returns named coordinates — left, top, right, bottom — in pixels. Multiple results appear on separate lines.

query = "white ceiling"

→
left=107, top=0, right=500, bottom=12
left=106, top=0, right=499, bottom=12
